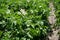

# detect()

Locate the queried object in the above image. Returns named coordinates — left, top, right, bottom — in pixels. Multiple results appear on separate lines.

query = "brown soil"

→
left=48, top=1, right=60, bottom=40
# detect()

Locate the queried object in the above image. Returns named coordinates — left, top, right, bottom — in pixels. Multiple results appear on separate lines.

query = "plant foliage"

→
left=0, top=0, right=52, bottom=40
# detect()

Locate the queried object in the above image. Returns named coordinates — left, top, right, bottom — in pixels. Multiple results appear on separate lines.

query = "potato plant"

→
left=54, top=0, right=60, bottom=28
left=0, top=0, right=51, bottom=40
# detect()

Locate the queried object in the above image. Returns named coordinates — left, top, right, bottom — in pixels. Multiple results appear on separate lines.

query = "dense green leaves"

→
left=54, top=0, right=60, bottom=28
left=0, top=0, right=52, bottom=40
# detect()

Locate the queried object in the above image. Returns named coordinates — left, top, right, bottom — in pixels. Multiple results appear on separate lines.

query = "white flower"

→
left=20, top=9, right=27, bottom=15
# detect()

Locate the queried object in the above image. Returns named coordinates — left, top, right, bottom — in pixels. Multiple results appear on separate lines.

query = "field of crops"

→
left=0, top=0, right=60, bottom=40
